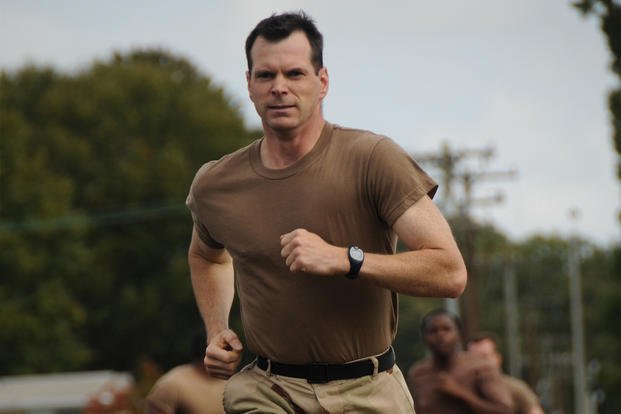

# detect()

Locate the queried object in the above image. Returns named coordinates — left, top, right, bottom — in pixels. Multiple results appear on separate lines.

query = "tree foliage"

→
left=0, top=49, right=256, bottom=375
left=466, top=230, right=620, bottom=414
left=574, top=0, right=621, bottom=202
left=581, top=244, right=621, bottom=414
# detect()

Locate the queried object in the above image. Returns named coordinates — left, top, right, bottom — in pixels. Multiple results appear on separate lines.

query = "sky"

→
left=1, top=0, right=620, bottom=246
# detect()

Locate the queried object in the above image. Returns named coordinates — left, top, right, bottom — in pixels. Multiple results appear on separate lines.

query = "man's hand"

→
left=280, top=228, right=347, bottom=275
left=435, top=372, right=512, bottom=414
left=436, top=372, right=466, bottom=398
left=204, top=328, right=243, bottom=379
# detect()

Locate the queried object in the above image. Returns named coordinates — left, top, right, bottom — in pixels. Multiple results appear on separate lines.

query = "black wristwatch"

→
left=346, top=245, right=364, bottom=279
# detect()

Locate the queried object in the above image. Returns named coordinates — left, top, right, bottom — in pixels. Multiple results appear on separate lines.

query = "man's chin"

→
left=434, top=345, right=454, bottom=356
left=267, top=119, right=298, bottom=132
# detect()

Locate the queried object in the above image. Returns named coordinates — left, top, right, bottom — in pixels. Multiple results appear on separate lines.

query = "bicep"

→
left=189, top=227, right=231, bottom=266
left=392, top=195, right=459, bottom=252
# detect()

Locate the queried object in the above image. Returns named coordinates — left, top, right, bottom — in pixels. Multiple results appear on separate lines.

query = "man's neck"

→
left=432, top=351, right=461, bottom=371
left=260, top=116, right=326, bottom=169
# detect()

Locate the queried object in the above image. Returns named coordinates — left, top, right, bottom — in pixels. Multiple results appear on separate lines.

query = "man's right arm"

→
left=436, top=371, right=512, bottom=414
left=188, top=227, right=243, bottom=379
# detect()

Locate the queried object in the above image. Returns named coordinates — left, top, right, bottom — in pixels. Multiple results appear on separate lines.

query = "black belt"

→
left=256, top=347, right=395, bottom=384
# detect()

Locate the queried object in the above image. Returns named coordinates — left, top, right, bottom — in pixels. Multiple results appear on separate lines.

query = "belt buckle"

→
left=307, top=363, right=330, bottom=384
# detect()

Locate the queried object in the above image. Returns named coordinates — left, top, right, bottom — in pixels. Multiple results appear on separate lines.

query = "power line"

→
left=0, top=203, right=187, bottom=232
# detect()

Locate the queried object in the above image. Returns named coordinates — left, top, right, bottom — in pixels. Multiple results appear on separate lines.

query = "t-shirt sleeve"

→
left=186, top=163, right=225, bottom=249
left=366, top=137, right=438, bottom=227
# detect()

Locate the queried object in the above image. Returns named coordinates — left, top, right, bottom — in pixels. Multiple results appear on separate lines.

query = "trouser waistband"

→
left=256, top=347, right=395, bottom=384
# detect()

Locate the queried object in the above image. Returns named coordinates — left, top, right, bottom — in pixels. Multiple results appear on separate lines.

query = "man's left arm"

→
left=359, top=194, right=466, bottom=297
left=280, top=195, right=466, bottom=298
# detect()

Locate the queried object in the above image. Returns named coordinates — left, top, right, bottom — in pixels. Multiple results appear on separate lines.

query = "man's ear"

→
left=246, top=70, right=252, bottom=98
left=318, top=67, right=329, bottom=98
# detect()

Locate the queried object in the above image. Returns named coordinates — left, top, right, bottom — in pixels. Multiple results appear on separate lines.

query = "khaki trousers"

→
left=223, top=361, right=415, bottom=413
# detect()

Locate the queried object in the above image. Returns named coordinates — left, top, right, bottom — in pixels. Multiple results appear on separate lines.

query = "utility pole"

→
left=503, top=257, right=522, bottom=377
left=415, top=142, right=494, bottom=218
left=568, top=209, right=589, bottom=414
left=414, top=142, right=517, bottom=339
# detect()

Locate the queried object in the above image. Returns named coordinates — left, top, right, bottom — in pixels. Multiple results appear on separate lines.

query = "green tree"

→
left=573, top=0, right=621, bottom=197
left=572, top=3, right=621, bottom=412
left=472, top=230, right=620, bottom=414
left=0, top=67, right=93, bottom=373
left=582, top=244, right=621, bottom=414
left=0, top=49, right=257, bottom=374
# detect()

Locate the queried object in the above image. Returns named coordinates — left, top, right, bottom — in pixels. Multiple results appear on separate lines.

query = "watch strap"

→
left=346, top=246, right=364, bottom=279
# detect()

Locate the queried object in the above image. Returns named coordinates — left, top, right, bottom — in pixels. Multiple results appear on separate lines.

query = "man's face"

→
left=468, top=338, right=502, bottom=369
left=423, top=314, right=460, bottom=358
left=246, top=31, right=328, bottom=133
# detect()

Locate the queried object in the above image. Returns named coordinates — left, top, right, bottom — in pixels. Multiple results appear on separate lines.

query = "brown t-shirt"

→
left=187, top=122, right=437, bottom=364
left=407, top=353, right=513, bottom=414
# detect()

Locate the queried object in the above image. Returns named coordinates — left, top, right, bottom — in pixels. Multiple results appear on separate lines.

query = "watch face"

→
left=349, top=246, right=364, bottom=261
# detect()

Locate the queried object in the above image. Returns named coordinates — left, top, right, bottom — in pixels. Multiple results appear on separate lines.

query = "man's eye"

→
left=256, top=72, right=273, bottom=79
left=289, top=71, right=304, bottom=78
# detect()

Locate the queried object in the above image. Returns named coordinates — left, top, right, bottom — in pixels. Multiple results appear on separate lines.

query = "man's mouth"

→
left=435, top=341, right=450, bottom=349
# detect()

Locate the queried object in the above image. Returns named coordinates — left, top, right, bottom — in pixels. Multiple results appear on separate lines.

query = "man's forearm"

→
left=188, top=239, right=235, bottom=340
left=360, top=248, right=466, bottom=297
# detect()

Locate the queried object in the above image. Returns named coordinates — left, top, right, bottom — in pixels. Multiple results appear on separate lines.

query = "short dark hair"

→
left=245, top=11, right=324, bottom=73
left=420, top=308, right=463, bottom=335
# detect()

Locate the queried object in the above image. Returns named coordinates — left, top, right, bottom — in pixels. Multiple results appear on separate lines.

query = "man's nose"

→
left=271, top=75, right=288, bottom=95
